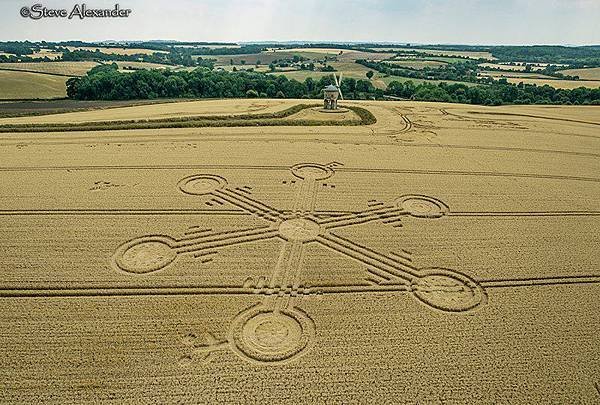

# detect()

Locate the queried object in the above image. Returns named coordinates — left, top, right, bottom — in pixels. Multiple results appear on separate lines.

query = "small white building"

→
left=323, top=84, right=339, bottom=110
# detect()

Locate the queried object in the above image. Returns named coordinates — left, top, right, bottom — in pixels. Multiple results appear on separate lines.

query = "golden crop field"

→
left=0, top=70, right=68, bottom=99
left=0, top=99, right=301, bottom=124
left=503, top=77, right=600, bottom=89
left=559, top=67, right=600, bottom=80
left=0, top=61, right=99, bottom=76
left=26, top=49, right=63, bottom=59
left=479, top=70, right=555, bottom=80
left=0, top=98, right=598, bottom=403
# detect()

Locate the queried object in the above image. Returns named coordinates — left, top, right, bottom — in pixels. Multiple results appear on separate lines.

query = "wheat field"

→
left=559, top=67, right=600, bottom=80
left=0, top=61, right=99, bottom=76
left=503, top=77, right=600, bottom=89
left=0, top=99, right=598, bottom=403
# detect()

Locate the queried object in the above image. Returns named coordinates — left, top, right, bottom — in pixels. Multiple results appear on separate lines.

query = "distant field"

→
left=268, top=62, right=476, bottom=90
left=558, top=67, right=600, bottom=80
left=174, top=44, right=241, bottom=49
left=0, top=62, right=98, bottom=77
left=272, top=48, right=353, bottom=55
left=372, top=48, right=495, bottom=60
left=480, top=71, right=555, bottom=79
left=204, top=49, right=393, bottom=66
left=271, top=48, right=394, bottom=61
left=266, top=65, right=390, bottom=90
left=337, top=51, right=394, bottom=62
left=219, top=65, right=271, bottom=73
left=479, top=63, right=545, bottom=72
left=387, top=60, right=448, bottom=69
left=116, top=61, right=174, bottom=71
left=288, top=61, right=387, bottom=88
left=0, top=70, right=67, bottom=99
left=376, top=74, right=477, bottom=87
left=503, top=77, right=600, bottom=89
left=65, top=46, right=167, bottom=55
left=330, top=61, right=375, bottom=76
left=197, top=53, right=301, bottom=65
left=24, top=49, right=63, bottom=60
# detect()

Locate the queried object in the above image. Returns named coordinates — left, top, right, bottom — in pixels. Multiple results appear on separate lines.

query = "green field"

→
left=0, top=70, right=67, bottom=99
left=269, top=65, right=477, bottom=90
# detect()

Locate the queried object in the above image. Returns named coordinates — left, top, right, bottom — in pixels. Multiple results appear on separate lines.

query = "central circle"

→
left=278, top=218, right=321, bottom=242
left=254, top=319, right=290, bottom=347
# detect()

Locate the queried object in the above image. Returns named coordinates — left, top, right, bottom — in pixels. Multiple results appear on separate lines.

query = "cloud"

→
left=0, top=0, right=598, bottom=44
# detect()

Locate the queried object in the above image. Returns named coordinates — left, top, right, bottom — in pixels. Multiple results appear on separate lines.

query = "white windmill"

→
left=323, top=72, right=343, bottom=110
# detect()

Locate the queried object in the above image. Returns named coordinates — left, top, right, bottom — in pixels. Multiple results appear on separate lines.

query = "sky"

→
left=1, top=0, right=599, bottom=45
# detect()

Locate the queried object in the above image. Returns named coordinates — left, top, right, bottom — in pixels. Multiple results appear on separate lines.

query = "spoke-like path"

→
left=102, top=161, right=596, bottom=366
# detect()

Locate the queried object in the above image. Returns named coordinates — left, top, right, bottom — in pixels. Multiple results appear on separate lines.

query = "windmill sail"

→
left=332, top=73, right=344, bottom=100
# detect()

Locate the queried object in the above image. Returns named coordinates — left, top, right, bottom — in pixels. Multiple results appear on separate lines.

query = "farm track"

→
left=443, top=108, right=600, bottom=127
left=0, top=164, right=597, bottom=183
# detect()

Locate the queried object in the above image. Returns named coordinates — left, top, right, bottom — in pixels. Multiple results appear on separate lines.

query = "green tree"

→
left=66, top=77, right=80, bottom=99
left=246, top=89, right=259, bottom=98
left=366, top=70, right=374, bottom=80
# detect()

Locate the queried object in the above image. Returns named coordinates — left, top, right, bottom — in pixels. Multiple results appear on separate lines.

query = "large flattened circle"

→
left=230, top=305, right=315, bottom=364
left=112, top=235, right=177, bottom=274
left=411, top=268, right=486, bottom=312
left=396, top=195, right=449, bottom=218
left=278, top=218, right=321, bottom=242
left=178, top=174, right=227, bottom=195
left=291, top=163, right=333, bottom=181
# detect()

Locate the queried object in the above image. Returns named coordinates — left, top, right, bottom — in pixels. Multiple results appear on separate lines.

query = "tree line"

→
left=386, top=80, right=600, bottom=105
left=66, top=64, right=600, bottom=105
left=357, top=59, right=481, bottom=83
left=66, top=64, right=375, bottom=100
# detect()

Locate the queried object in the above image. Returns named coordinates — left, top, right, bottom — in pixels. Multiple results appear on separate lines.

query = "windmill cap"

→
left=324, top=84, right=338, bottom=91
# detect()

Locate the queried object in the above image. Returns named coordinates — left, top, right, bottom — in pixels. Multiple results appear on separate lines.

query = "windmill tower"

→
left=323, top=73, right=343, bottom=110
